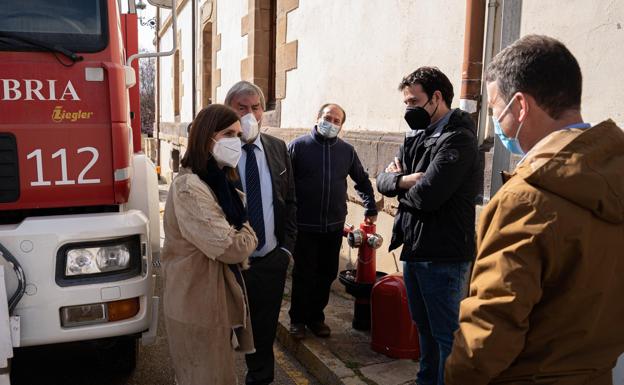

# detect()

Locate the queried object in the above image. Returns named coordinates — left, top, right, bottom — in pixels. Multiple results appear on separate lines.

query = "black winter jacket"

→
left=289, top=128, right=377, bottom=233
left=377, top=109, right=479, bottom=262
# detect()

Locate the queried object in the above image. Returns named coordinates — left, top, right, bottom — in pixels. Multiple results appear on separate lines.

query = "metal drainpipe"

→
left=476, top=0, right=499, bottom=148
left=460, top=0, right=487, bottom=127
left=460, top=0, right=487, bottom=204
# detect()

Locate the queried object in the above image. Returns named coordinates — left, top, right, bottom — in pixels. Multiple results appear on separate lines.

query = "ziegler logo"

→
left=52, top=106, right=94, bottom=123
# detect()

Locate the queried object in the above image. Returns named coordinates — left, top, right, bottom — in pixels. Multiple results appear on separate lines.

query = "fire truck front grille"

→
left=0, top=133, right=19, bottom=203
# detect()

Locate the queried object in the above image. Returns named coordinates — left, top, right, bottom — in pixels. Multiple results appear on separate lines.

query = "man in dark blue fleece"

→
left=288, top=103, right=377, bottom=339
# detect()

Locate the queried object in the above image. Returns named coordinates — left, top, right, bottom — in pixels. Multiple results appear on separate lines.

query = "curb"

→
left=276, top=319, right=367, bottom=385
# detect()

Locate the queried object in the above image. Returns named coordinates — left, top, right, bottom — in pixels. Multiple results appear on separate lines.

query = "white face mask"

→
left=212, top=137, right=242, bottom=168
left=317, top=119, right=341, bottom=138
left=240, top=113, right=260, bottom=142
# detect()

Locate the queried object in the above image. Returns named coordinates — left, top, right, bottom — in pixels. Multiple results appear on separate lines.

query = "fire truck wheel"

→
left=101, top=336, right=138, bottom=374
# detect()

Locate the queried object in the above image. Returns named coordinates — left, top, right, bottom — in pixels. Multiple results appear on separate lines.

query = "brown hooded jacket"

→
left=446, top=120, right=624, bottom=384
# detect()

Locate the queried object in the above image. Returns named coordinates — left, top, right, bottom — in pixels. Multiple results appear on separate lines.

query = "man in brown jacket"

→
left=445, top=35, right=624, bottom=384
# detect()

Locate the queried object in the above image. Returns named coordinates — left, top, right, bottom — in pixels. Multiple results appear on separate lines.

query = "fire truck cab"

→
left=0, top=0, right=172, bottom=378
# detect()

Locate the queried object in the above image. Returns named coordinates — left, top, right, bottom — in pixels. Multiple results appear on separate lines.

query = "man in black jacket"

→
left=225, top=81, right=297, bottom=385
left=288, top=103, right=377, bottom=339
left=376, top=67, right=478, bottom=385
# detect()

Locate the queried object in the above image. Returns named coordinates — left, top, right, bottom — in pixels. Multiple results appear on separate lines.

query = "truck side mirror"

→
left=126, top=0, right=177, bottom=68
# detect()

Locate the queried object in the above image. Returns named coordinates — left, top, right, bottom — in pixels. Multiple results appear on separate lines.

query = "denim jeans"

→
left=403, top=261, right=471, bottom=385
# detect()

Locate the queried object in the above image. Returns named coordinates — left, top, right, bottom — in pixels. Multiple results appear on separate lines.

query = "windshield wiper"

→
left=0, top=31, right=84, bottom=63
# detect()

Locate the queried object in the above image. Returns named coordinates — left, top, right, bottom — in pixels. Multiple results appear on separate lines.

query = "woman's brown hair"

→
left=181, top=104, right=240, bottom=178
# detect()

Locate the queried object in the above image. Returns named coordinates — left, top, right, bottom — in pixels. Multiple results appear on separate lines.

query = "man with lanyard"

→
left=445, top=35, right=624, bottom=385
left=377, top=67, right=480, bottom=385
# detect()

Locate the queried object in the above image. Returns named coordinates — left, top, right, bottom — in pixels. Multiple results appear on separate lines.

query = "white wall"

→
left=157, top=1, right=624, bottom=129
left=215, top=0, right=248, bottom=102
left=157, top=3, right=194, bottom=123
left=281, top=0, right=467, bottom=132
left=179, top=4, right=194, bottom=122
left=159, top=27, right=174, bottom=123
left=520, top=0, right=624, bottom=126
left=159, top=8, right=170, bottom=30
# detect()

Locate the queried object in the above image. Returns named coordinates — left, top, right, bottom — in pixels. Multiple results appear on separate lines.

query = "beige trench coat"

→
left=162, top=168, right=258, bottom=385
left=446, top=121, right=624, bottom=384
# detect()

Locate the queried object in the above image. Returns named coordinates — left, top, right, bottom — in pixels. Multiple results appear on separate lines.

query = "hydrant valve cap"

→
left=347, top=229, right=364, bottom=248
left=367, top=234, right=384, bottom=249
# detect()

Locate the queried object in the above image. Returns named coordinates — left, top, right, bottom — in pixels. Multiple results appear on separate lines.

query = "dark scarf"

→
left=194, top=158, right=248, bottom=292
left=195, top=158, right=247, bottom=230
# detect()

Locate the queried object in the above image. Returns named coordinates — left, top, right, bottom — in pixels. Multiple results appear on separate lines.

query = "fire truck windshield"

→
left=0, top=0, right=108, bottom=53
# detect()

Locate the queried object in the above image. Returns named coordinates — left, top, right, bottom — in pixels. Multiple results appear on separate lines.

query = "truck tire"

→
left=99, top=336, right=138, bottom=374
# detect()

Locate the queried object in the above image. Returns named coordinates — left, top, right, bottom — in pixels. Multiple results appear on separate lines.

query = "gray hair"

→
left=224, top=80, right=266, bottom=111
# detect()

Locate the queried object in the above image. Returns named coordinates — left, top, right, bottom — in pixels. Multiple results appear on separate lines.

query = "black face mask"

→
left=404, top=99, right=439, bottom=130
left=404, top=106, right=431, bottom=131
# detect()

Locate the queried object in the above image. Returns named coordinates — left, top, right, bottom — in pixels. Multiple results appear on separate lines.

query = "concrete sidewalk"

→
left=277, top=277, right=419, bottom=385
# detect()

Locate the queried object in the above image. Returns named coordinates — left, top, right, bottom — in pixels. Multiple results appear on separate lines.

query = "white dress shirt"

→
left=238, top=135, right=278, bottom=258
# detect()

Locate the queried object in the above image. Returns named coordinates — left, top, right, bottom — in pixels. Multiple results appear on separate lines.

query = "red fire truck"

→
left=0, top=0, right=174, bottom=378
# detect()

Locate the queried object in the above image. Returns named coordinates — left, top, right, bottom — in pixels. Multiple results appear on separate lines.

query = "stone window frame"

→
left=241, top=0, right=298, bottom=126
left=200, top=1, right=217, bottom=107
left=172, top=34, right=182, bottom=120
left=210, top=1, right=221, bottom=105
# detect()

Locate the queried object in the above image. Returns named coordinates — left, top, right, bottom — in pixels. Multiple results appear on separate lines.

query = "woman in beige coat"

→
left=162, top=104, right=258, bottom=385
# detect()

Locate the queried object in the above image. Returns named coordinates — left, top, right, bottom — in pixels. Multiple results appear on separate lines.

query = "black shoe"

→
left=289, top=323, right=306, bottom=340
left=307, top=321, right=331, bottom=338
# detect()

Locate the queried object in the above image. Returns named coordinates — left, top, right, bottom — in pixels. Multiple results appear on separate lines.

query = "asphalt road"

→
left=9, top=184, right=318, bottom=385
left=11, top=269, right=318, bottom=385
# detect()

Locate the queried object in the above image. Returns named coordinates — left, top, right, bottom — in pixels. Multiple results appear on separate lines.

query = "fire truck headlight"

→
left=96, top=245, right=131, bottom=272
left=57, top=235, right=142, bottom=285
left=66, top=249, right=98, bottom=276
left=64, top=240, right=134, bottom=277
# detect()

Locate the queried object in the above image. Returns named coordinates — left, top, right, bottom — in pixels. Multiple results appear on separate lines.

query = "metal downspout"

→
left=460, top=0, right=487, bottom=126
left=460, top=0, right=487, bottom=204
left=477, top=0, right=499, bottom=148
left=489, top=0, right=523, bottom=197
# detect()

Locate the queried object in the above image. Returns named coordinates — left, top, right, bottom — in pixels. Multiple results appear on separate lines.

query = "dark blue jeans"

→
left=403, top=261, right=471, bottom=385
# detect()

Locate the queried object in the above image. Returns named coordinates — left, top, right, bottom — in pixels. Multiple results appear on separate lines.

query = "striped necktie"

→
left=243, top=143, right=265, bottom=250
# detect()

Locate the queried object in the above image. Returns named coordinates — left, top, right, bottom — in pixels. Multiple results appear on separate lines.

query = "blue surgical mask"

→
left=492, top=97, right=525, bottom=155
left=317, top=120, right=341, bottom=138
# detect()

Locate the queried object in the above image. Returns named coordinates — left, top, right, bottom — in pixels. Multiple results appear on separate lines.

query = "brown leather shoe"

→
left=289, top=323, right=306, bottom=340
left=307, top=321, right=331, bottom=338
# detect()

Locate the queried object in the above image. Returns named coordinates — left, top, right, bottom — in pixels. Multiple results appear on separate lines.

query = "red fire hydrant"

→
left=338, top=222, right=384, bottom=330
